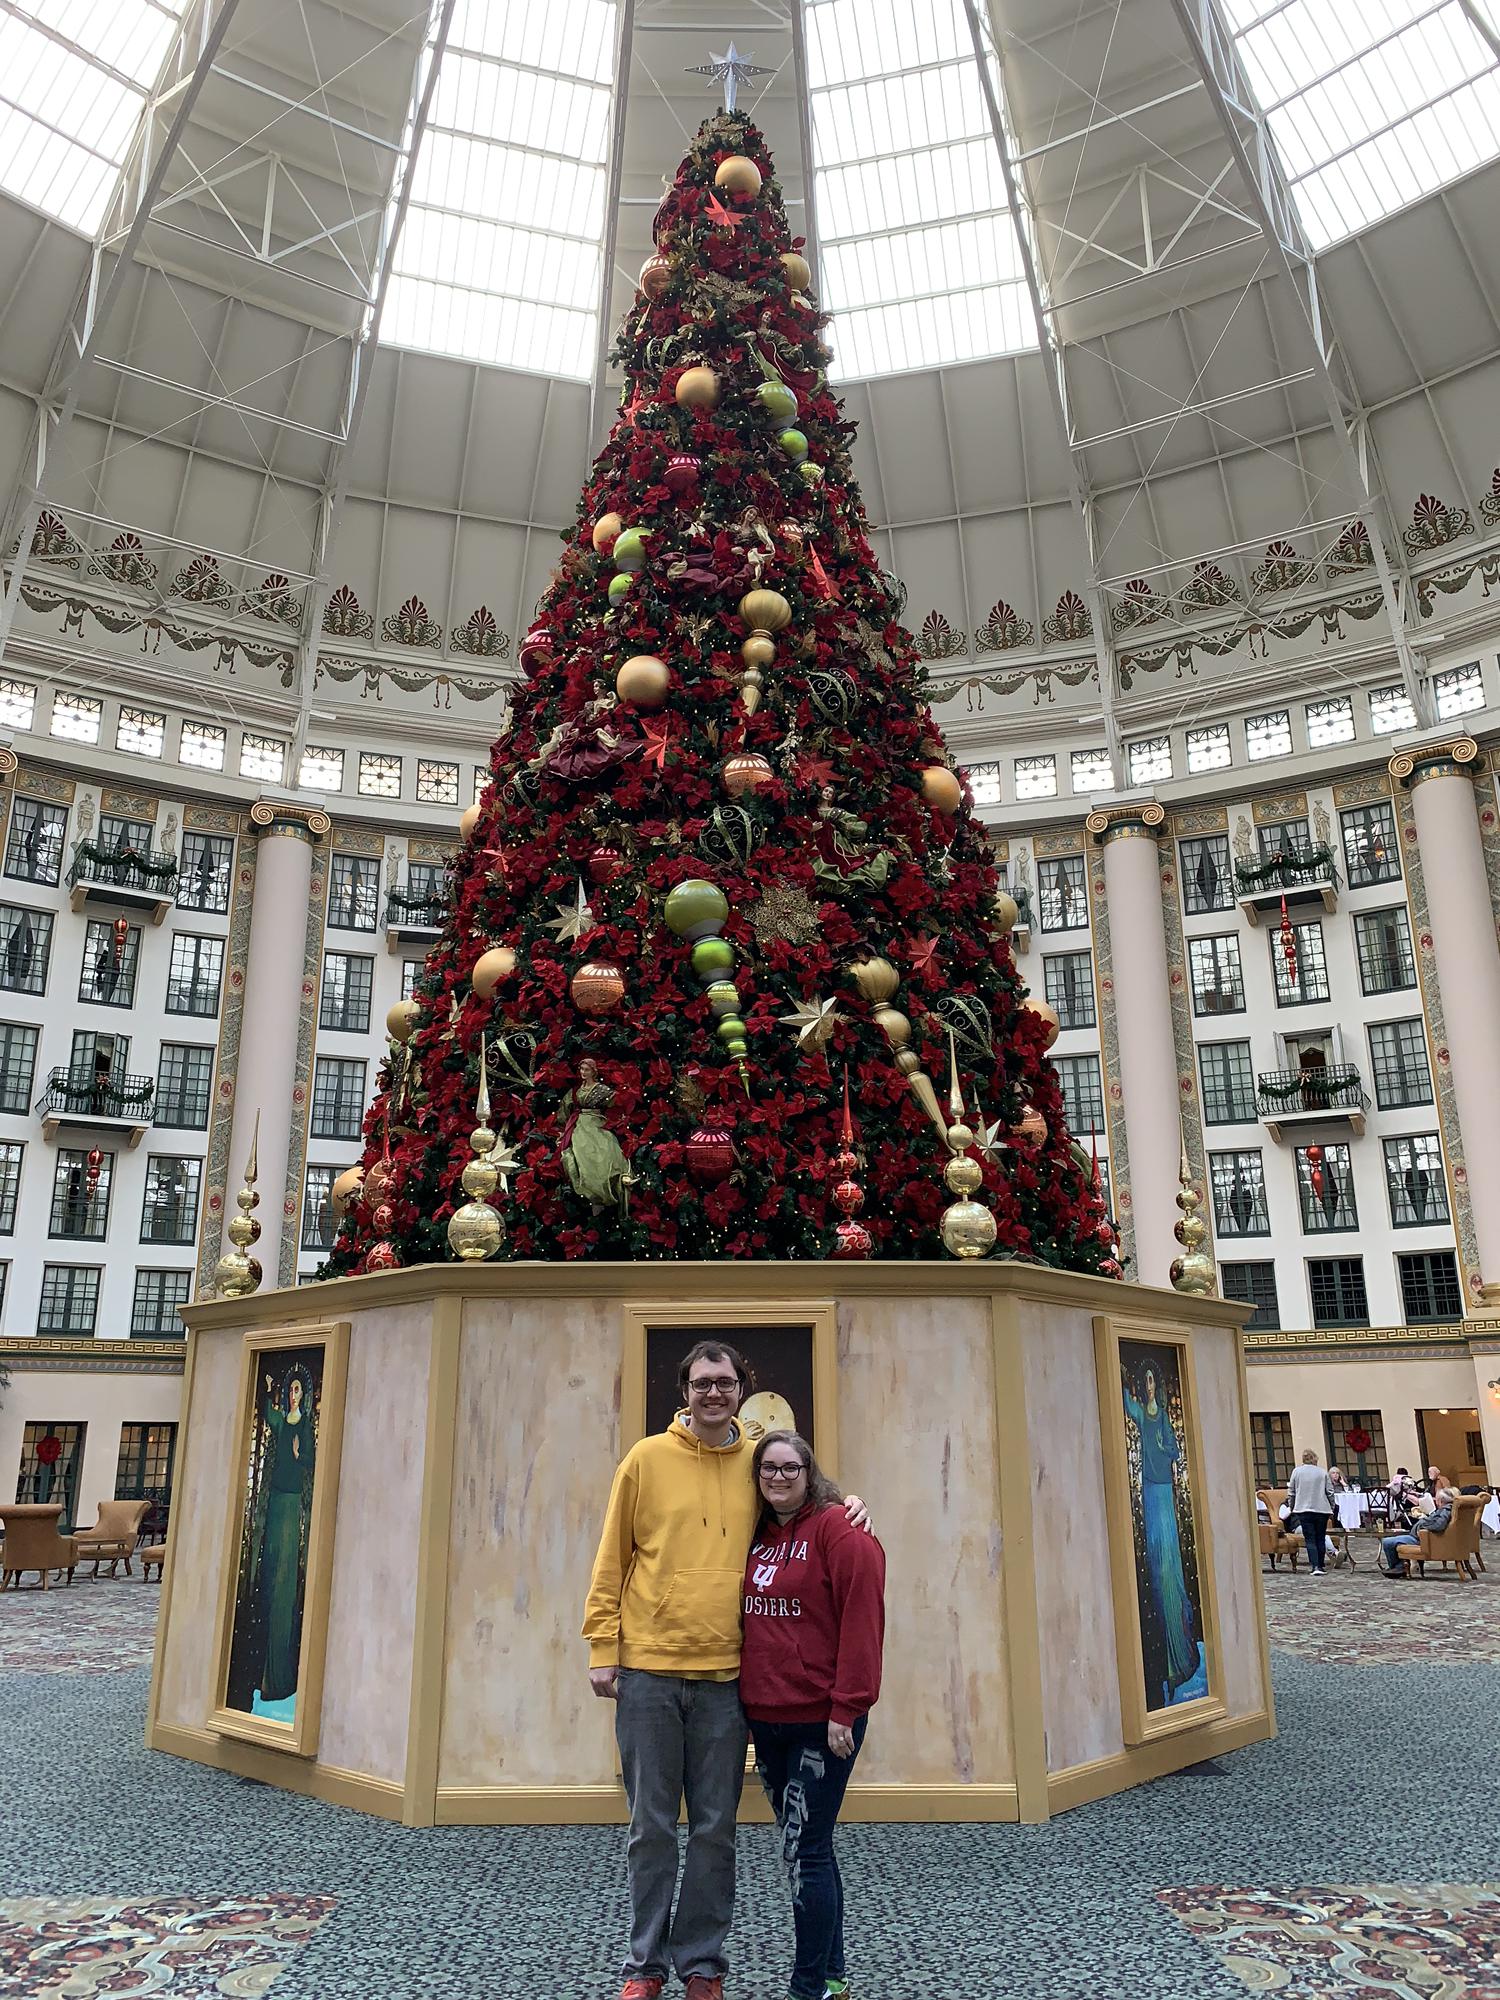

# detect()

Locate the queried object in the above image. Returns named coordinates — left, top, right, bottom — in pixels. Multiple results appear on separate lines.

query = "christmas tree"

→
left=323, top=111, right=1118, bottom=1275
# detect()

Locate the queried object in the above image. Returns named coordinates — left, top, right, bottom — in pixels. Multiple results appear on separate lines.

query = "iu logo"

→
left=752, top=1562, right=778, bottom=1591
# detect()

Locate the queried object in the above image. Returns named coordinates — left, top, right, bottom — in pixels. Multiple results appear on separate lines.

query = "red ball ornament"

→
left=370, top=1201, right=395, bottom=1235
left=832, top=1217, right=873, bottom=1260
left=571, top=961, right=626, bottom=1015
left=663, top=453, right=701, bottom=500
left=639, top=255, right=671, bottom=299
left=685, top=1126, right=736, bottom=1183
left=363, top=1241, right=402, bottom=1273
left=1304, top=1144, right=1324, bottom=1164
left=519, top=625, right=553, bottom=675
left=587, top=844, right=625, bottom=886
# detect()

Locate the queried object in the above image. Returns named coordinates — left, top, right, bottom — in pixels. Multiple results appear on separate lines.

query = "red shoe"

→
left=620, top=1983, right=664, bottom=2000
left=685, top=1981, right=724, bottom=2000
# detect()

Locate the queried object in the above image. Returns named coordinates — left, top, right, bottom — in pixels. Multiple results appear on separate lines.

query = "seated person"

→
left=1380, top=1481, right=1456, bottom=1577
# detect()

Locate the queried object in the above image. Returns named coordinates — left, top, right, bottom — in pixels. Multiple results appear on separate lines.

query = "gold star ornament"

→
left=778, top=995, right=843, bottom=1050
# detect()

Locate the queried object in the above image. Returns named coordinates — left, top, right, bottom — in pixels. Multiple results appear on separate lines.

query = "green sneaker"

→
left=824, top=1983, right=851, bottom=1999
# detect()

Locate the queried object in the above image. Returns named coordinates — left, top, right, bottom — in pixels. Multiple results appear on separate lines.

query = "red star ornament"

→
left=705, top=193, right=745, bottom=231
left=908, top=934, right=940, bottom=975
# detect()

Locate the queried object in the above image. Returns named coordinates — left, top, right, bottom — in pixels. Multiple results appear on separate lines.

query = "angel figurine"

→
left=562, top=1059, right=633, bottom=1213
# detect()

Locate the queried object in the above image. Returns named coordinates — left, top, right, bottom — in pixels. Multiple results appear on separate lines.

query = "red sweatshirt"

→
left=737, top=1502, right=886, bottom=1727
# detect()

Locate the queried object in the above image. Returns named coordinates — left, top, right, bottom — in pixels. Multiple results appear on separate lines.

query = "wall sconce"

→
left=1489, top=1378, right=1500, bottom=1399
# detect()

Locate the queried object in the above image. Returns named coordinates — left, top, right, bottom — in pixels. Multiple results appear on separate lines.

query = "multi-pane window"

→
left=1043, top=951, right=1095, bottom=1030
left=4, top=799, right=66, bottom=885
left=51, top=691, right=101, bottom=743
left=1322, top=1404, right=1384, bottom=1477
left=0, top=1140, right=22, bottom=1232
left=1308, top=1259, right=1370, bottom=1330
left=1369, top=684, right=1416, bottom=735
left=130, top=1271, right=191, bottom=1338
left=1225, top=1264, right=1281, bottom=1334
left=1246, top=709, right=1292, bottom=760
left=1397, top=1251, right=1464, bottom=1325
left=49, top=1148, right=112, bottom=1239
left=328, top=854, right=379, bottom=931
left=1210, top=1150, right=1270, bottom=1236
left=1189, top=934, right=1245, bottom=1015
left=116, top=706, right=165, bottom=756
left=176, top=832, right=233, bottom=914
left=964, top=761, right=1001, bottom=806
left=1305, top=695, right=1355, bottom=747
left=1014, top=755, right=1057, bottom=801
left=416, top=758, right=460, bottom=805
left=358, top=752, right=402, bottom=799
left=166, top=934, right=224, bottom=1017
left=1249, top=1407, right=1293, bottom=1482
left=1071, top=748, right=1112, bottom=794
left=1270, top=919, right=1330, bottom=1006
left=1054, top=1054, right=1104, bottom=1134
left=473, top=767, right=489, bottom=806
left=0, top=678, right=36, bottom=729
left=0, top=1022, right=39, bottom=1113
left=1199, top=1041, right=1256, bottom=1125
left=1037, top=854, right=1088, bottom=932
left=179, top=719, right=227, bottom=771
left=17, top=1420, right=86, bottom=1527
left=0, top=904, right=53, bottom=994
left=239, top=732, right=286, bottom=782
left=140, top=1156, right=202, bottom=1244
left=80, top=919, right=141, bottom=1007
left=1354, top=907, right=1416, bottom=994
left=311, top=1057, right=367, bottom=1141
left=1127, top=735, right=1171, bottom=784
left=98, top=813, right=153, bottom=858
left=1179, top=834, right=1233, bottom=913
left=1296, top=1143, right=1357, bottom=1231
left=1340, top=801, right=1400, bottom=888
left=1258, top=818, right=1311, bottom=862
left=401, top=960, right=423, bottom=1002
left=115, top=1422, right=178, bottom=1520
left=302, top=1165, right=338, bottom=1252
left=155, top=1044, right=214, bottom=1130
left=38, top=1264, right=101, bottom=1336
left=1434, top=662, right=1483, bottom=718
left=1368, top=1018, right=1432, bottom=1109
left=1186, top=723, right=1231, bottom=773
left=406, top=861, right=445, bottom=906
left=1384, top=1134, right=1449, bottom=1228
left=300, top=745, right=345, bottom=792
left=320, top=952, right=374, bottom=1034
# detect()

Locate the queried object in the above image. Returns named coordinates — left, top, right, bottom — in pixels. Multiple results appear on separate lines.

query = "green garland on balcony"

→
left=1233, top=842, right=1337, bottom=891
left=387, top=883, right=448, bottom=918
left=1258, top=1072, right=1336, bottom=1104
left=73, top=840, right=178, bottom=883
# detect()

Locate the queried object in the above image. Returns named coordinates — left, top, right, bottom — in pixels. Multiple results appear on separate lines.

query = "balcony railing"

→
left=67, top=846, right=180, bottom=897
left=384, top=885, right=447, bottom=951
left=1235, top=844, right=1341, bottom=920
left=36, top=1066, right=156, bottom=1129
left=1256, top=1065, right=1368, bottom=1138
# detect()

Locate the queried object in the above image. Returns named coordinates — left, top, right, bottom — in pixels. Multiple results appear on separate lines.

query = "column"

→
left=222, top=801, right=326, bottom=1290
left=1393, top=738, right=1500, bottom=1302
left=1089, top=802, right=1181, bottom=1286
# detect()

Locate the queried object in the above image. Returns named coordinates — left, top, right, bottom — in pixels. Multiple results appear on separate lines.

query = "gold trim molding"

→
left=1, top=1336, right=186, bottom=1374
left=1388, top=736, right=1481, bottom=787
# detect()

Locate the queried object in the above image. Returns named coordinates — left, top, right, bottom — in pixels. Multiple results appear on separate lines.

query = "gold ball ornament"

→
left=1012, top=1104, right=1048, bottom=1147
left=722, top=753, right=774, bottom=798
left=330, top=1165, right=364, bottom=1217
left=781, top=250, right=812, bottom=292
left=941, top=1199, right=998, bottom=1259
left=850, top=956, right=901, bottom=1004
left=739, top=589, right=792, bottom=633
left=386, top=999, right=419, bottom=1042
left=873, top=1004, right=910, bottom=1048
left=571, top=961, right=626, bottom=1015
left=214, top=1246, right=262, bottom=1296
left=675, top=366, right=721, bottom=410
left=1024, top=996, right=1061, bottom=1049
left=471, top=945, right=517, bottom=1001
left=944, top=1150, right=984, bottom=1197
left=448, top=1200, right=503, bottom=1262
left=616, top=654, right=671, bottom=709
left=591, top=511, right=624, bottom=553
left=1171, top=1246, right=1217, bottom=1296
left=638, top=256, right=671, bottom=300
left=740, top=631, right=777, bottom=669
left=993, top=890, right=1020, bottom=934
left=714, top=155, right=762, bottom=196
left=460, top=801, right=482, bottom=841
left=921, top=764, right=963, bottom=814
left=460, top=1153, right=499, bottom=1199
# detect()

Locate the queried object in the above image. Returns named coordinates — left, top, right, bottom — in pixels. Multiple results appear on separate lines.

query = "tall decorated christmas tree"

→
left=323, top=111, right=1119, bottom=1276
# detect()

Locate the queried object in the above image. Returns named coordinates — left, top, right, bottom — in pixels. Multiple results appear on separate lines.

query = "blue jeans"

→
left=751, top=1717, right=866, bottom=2000
left=1298, top=1512, right=1329, bottom=1571
left=1382, top=1532, right=1419, bottom=1573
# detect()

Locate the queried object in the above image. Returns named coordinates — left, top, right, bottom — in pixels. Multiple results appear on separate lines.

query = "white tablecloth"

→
left=1484, top=1496, right=1500, bottom=1536
left=1334, top=1493, right=1366, bottom=1531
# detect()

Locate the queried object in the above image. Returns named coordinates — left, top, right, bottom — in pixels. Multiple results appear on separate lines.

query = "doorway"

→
left=1414, top=1408, right=1488, bottom=1487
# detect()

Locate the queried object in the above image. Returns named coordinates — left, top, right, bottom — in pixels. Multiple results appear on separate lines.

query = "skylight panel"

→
left=805, top=0, right=1035, bottom=379
left=0, top=0, right=183, bottom=234
left=383, top=0, right=615, bottom=379
left=1224, top=0, right=1500, bottom=248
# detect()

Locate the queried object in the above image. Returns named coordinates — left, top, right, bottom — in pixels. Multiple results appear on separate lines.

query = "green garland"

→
left=1258, top=1073, right=1333, bottom=1104
left=73, top=839, right=178, bottom=883
left=1233, top=842, right=1337, bottom=891
left=387, top=884, right=448, bottom=920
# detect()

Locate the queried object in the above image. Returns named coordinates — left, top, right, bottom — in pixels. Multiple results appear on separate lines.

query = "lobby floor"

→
left=2, top=1547, right=1498, bottom=1999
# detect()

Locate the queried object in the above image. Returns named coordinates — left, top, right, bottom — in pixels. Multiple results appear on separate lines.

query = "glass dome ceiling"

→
left=0, top=0, right=1497, bottom=380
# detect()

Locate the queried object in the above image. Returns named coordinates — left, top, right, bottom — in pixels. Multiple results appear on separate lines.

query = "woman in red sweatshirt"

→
left=739, top=1430, right=885, bottom=2000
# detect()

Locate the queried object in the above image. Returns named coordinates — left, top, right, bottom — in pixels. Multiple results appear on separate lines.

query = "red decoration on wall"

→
left=1345, top=1427, right=1373, bottom=1456
left=35, top=1434, right=63, bottom=1466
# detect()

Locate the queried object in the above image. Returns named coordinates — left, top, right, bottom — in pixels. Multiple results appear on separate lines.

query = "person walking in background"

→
left=739, top=1431, right=886, bottom=2000
left=1286, top=1448, right=1337, bottom=1576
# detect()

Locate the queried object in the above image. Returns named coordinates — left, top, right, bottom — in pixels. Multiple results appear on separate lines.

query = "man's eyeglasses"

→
left=759, top=1464, right=803, bottom=1481
left=688, top=1377, right=739, bottom=1395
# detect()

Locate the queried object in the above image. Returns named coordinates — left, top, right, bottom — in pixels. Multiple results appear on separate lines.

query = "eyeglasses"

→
left=759, top=1464, right=804, bottom=1481
left=688, top=1377, right=739, bottom=1395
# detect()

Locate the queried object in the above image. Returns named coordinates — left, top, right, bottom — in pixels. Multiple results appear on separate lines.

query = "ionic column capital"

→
left=1388, top=736, right=1481, bottom=788
left=1085, top=797, right=1166, bottom=842
left=248, top=798, right=332, bottom=842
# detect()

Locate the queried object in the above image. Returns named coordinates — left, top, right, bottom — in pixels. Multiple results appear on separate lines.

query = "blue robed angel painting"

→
left=1119, top=1339, right=1209, bottom=1711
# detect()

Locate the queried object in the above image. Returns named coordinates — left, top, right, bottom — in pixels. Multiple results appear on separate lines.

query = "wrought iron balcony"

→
left=1235, top=846, right=1340, bottom=923
left=1256, top=1065, right=1367, bottom=1141
left=35, top=1067, right=155, bottom=1146
left=67, top=845, right=179, bottom=923
left=384, top=885, right=447, bottom=952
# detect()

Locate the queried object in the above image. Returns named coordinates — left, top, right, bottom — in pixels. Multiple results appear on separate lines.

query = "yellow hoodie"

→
left=583, top=1413, right=762, bottom=1673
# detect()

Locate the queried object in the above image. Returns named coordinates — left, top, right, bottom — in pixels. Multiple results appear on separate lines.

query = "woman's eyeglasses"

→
left=759, top=1464, right=804, bottom=1481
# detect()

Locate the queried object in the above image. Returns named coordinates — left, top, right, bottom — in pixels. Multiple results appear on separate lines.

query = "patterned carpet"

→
left=1, top=1556, right=1498, bottom=1999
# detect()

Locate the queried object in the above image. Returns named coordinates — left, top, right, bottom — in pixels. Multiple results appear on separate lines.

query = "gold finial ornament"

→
left=448, top=1037, right=505, bottom=1261
left=1170, top=1139, right=1217, bottom=1296
left=940, top=1029, right=996, bottom=1259
left=214, top=1111, right=263, bottom=1297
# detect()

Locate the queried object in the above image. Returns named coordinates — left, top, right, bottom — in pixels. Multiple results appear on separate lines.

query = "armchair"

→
left=0, top=1503, right=78, bottom=1588
left=1256, top=1489, right=1303, bottom=1571
left=73, top=1497, right=151, bottom=1577
left=1402, top=1493, right=1487, bottom=1580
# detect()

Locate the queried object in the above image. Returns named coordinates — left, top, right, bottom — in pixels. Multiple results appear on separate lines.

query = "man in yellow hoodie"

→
left=584, top=1341, right=864, bottom=2000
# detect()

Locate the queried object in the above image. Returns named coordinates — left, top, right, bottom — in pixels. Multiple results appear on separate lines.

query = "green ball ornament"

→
left=778, top=428, right=809, bottom=462
left=716, top=1015, right=746, bottom=1047
left=756, top=380, right=798, bottom=424
left=705, top=980, right=740, bottom=1017
left=690, top=936, right=736, bottom=980
left=665, top=878, right=729, bottom=942
left=725, top=1035, right=749, bottom=1060
left=798, top=461, right=824, bottom=487
left=613, top=527, right=650, bottom=573
left=607, top=572, right=634, bottom=604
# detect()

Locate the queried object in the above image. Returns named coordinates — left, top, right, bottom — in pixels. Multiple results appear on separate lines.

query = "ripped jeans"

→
left=750, top=1717, right=867, bottom=2000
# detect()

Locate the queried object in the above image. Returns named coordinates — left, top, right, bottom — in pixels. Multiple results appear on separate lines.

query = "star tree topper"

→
left=685, top=42, right=771, bottom=113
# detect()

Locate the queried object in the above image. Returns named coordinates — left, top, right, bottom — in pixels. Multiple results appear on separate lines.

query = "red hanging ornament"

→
left=830, top=1068, right=872, bottom=1260
left=685, top=1125, right=736, bottom=1184
left=112, top=915, right=130, bottom=969
left=1278, top=894, right=1297, bottom=985
left=587, top=844, right=625, bottom=886
left=663, top=453, right=701, bottom=501
left=85, top=1146, right=103, bottom=1197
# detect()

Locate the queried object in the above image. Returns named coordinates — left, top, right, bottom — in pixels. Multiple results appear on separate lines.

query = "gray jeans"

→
left=615, top=1669, right=749, bottom=1982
